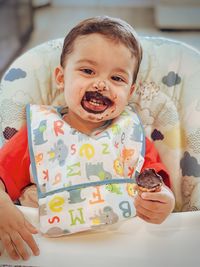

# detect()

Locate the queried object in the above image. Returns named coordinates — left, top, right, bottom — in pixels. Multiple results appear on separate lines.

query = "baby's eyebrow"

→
left=113, top=68, right=129, bottom=77
left=76, top=59, right=97, bottom=66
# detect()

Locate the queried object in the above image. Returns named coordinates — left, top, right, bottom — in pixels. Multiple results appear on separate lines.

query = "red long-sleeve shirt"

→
left=0, top=125, right=170, bottom=201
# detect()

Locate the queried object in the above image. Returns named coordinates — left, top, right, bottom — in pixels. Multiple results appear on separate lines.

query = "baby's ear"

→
left=55, top=66, right=64, bottom=88
left=129, top=84, right=135, bottom=99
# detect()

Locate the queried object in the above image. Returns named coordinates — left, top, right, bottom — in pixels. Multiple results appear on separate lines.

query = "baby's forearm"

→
left=0, top=179, right=12, bottom=205
left=0, top=179, right=5, bottom=191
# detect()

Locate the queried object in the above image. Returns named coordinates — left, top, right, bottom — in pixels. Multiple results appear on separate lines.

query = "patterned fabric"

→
left=0, top=37, right=200, bottom=212
left=27, top=104, right=144, bottom=236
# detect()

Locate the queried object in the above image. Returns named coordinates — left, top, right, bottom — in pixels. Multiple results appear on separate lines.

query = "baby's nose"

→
left=93, top=80, right=109, bottom=91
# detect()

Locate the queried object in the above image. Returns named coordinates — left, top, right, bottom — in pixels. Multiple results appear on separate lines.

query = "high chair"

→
left=0, top=36, right=200, bottom=212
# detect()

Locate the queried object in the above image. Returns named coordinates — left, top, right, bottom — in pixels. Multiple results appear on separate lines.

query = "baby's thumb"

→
left=25, top=219, right=39, bottom=234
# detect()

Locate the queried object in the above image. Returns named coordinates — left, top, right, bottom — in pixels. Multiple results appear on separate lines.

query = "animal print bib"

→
left=26, top=104, right=145, bottom=236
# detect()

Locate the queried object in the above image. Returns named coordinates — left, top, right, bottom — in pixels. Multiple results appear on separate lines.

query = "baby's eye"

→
left=111, top=76, right=125, bottom=82
left=81, top=68, right=94, bottom=75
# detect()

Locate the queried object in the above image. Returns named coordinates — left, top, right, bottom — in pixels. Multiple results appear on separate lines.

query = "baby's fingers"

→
left=25, top=219, right=38, bottom=234
left=10, top=232, right=30, bottom=260
left=1, top=233, right=20, bottom=260
left=21, top=224, right=40, bottom=256
left=140, top=191, right=166, bottom=202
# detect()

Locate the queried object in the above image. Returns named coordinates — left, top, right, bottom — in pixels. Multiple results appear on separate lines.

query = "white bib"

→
left=26, top=104, right=145, bottom=236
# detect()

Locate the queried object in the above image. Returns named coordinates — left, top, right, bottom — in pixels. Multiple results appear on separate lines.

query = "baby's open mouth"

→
left=81, top=91, right=113, bottom=114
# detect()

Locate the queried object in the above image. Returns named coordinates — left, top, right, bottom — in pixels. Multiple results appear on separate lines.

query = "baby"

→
left=0, top=16, right=175, bottom=260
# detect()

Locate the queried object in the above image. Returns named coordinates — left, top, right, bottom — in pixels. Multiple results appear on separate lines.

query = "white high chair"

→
left=0, top=36, right=200, bottom=212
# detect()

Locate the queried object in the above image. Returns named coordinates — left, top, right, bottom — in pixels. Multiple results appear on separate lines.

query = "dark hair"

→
left=60, top=16, right=142, bottom=83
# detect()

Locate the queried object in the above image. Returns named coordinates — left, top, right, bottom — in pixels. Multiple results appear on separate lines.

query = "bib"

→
left=26, top=104, right=145, bottom=236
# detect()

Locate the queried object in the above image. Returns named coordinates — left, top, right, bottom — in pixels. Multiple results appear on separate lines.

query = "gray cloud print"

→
left=4, top=68, right=27, bottom=81
left=162, top=71, right=181, bottom=87
left=180, top=151, right=200, bottom=177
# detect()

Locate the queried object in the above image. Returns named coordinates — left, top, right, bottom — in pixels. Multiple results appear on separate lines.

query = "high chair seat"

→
left=0, top=36, right=200, bottom=211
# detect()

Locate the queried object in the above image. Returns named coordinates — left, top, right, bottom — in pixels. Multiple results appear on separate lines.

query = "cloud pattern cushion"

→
left=0, top=37, right=200, bottom=212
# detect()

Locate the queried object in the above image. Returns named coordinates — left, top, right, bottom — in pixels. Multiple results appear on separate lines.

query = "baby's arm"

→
left=134, top=138, right=175, bottom=223
left=0, top=180, right=40, bottom=260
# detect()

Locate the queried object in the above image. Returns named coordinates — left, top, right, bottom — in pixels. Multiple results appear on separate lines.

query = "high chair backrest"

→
left=0, top=37, right=200, bottom=212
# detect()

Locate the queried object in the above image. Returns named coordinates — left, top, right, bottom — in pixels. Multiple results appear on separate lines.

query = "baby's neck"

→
left=63, top=112, right=109, bottom=135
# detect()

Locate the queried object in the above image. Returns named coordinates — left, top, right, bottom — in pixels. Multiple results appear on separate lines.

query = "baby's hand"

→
left=0, top=191, right=40, bottom=260
left=134, top=185, right=175, bottom=224
left=19, top=184, right=38, bottom=208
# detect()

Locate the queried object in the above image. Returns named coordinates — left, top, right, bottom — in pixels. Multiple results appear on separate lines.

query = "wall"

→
left=52, top=0, right=155, bottom=7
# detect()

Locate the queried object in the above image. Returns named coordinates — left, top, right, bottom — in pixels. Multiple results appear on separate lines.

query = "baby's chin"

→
left=78, top=106, right=116, bottom=122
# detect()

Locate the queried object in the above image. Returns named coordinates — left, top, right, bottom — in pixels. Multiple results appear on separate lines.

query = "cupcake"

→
left=136, top=168, right=163, bottom=193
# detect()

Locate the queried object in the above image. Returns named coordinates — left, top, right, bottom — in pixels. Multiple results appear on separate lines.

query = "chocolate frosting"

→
left=136, top=169, right=163, bottom=189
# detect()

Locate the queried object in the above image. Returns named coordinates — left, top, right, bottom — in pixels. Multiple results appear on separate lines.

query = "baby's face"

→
left=56, top=33, right=137, bottom=130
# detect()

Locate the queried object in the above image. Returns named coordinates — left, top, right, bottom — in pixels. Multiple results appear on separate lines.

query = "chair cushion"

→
left=0, top=36, right=200, bottom=211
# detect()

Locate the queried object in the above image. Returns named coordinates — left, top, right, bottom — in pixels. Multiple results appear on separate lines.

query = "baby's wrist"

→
left=0, top=179, right=5, bottom=191
left=0, top=182, right=12, bottom=206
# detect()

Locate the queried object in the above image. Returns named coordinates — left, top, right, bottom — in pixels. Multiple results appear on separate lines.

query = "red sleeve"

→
left=142, top=137, right=171, bottom=188
left=0, top=125, right=31, bottom=201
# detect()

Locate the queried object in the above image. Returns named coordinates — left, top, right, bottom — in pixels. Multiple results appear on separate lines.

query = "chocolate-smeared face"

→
left=56, top=33, right=137, bottom=133
left=81, top=91, right=113, bottom=114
